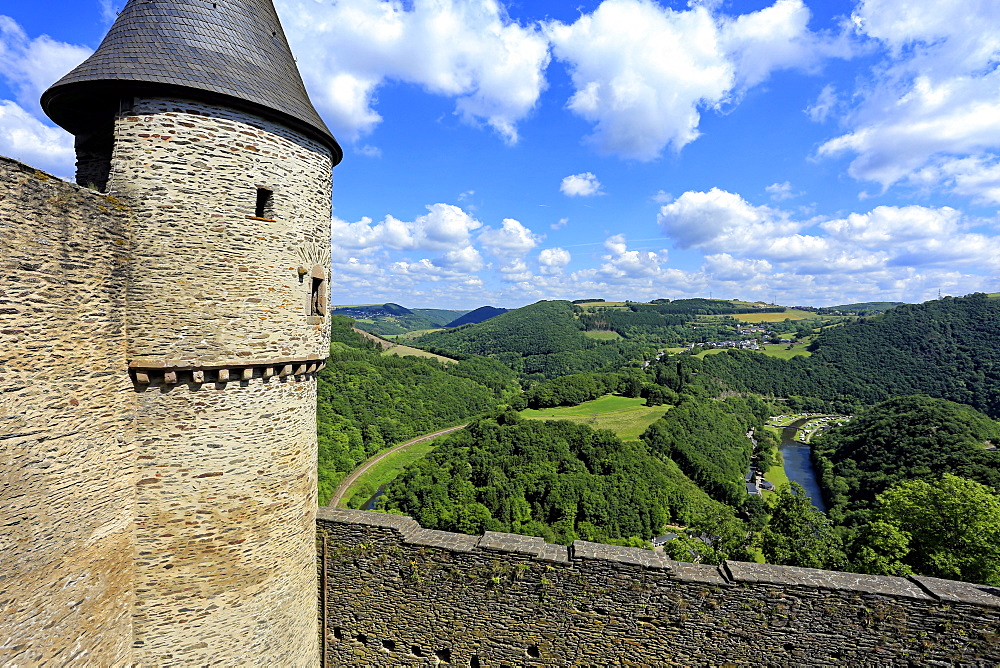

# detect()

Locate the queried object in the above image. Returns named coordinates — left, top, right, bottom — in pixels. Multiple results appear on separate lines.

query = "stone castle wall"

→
left=318, top=508, right=1000, bottom=666
left=109, top=96, right=334, bottom=369
left=107, top=98, right=330, bottom=666
left=0, top=157, right=136, bottom=666
left=131, top=374, right=320, bottom=665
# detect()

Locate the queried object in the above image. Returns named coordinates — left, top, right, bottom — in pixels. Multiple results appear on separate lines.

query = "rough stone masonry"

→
left=318, top=508, right=1000, bottom=666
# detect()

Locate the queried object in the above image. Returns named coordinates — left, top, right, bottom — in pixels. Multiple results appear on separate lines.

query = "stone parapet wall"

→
left=318, top=508, right=1000, bottom=666
left=108, top=96, right=333, bottom=367
left=0, top=158, right=136, bottom=666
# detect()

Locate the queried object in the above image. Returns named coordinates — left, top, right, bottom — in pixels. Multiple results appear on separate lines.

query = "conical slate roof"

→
left=41, top=0, right=341, bottom=163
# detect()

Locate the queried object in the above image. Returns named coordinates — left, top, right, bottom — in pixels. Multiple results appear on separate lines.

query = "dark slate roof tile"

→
left=41, top=0, right=340, bottom=162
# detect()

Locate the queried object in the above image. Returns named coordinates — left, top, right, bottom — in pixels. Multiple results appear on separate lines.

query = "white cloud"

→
left=652, top=190, right=673, bottom=204
left=439, top=245, right=485, bottom=272
left=909, top=154, right=1000, bottom=205
left=538, top=247, right=571, bottom=274
left=99, top=1, right=119, bottom=26
left=0, top=100, right=74, bottom=177
left=547, top=0, right=732, bottom=160
left=331, top=203, right=482, bottom=253
left=658, top=187, right=800, bottom=253
left=0, top=17, right=90, bottom=176
left=817, top=0, right=1000, bottom=199
left=659, top=188, right=1000, bottom=291
left=806, top=83, right=837, bottom=122
left=820, top=205, right=960, bottom=248
left=702, top=253, right=772, bottom=281
left=499, top=259, right=533, bottom=282
left=478, top=218, right=541, bottom=257
left=0, top=16, right=91, bottom=115
left=276, top=0, right=550, bottom=145
left=765, top=181, right=796, bottom=201
left=719, top=0, right=837, bottom=91
left=551, top=217, right=569, bottom=230
left=560, top=172, right=603, bottom=197
left=591, top=234, right=668, bottom=280
left=546, top=0, right=839, bottom=161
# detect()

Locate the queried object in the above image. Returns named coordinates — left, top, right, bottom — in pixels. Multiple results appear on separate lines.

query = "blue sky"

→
left=2, top=0, right=999, bottom=309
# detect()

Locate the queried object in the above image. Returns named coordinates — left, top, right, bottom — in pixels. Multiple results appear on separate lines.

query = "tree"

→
left=873, top=474, right=1000, bottom=585
left=848, top=520, right=912, bottom=577
left=758, top=483, right=845, bottom=570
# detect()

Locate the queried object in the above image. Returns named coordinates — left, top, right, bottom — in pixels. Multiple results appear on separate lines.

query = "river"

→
left=778, top=418, right=828, bottom=512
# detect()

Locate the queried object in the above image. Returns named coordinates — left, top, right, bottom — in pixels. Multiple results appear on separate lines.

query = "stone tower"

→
left=41, top=1, right=341, bottom=663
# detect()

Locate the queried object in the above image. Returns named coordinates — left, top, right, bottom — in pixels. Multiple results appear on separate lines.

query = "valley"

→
left=317, top=292, right=1000, bottom=587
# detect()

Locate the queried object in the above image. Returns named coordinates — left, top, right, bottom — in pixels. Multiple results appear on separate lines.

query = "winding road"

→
left=326, top=424, right=468, bottom=508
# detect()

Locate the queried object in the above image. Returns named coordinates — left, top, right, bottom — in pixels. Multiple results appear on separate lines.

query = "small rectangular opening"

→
left=310, top=276, right=326, bottom=316
left=255, top=187, right=273, bottom=219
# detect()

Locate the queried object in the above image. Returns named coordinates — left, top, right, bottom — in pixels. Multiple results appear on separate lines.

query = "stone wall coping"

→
left=911, top=575, right=1000, bottom=609
left=538, top=544, right=571, bottom=564
left=319, top=509, right=1000, bottom=606
left=407, top=528, right=480, bottom=554
left=571, top=540, right=673, bottom=571
left=479, top=531, right=547, bottom=557
left=669, top=561, right=730, bottom=585
left=320, top=507, right=421, bottom=536
left=724, top=561, right=930, bottom=600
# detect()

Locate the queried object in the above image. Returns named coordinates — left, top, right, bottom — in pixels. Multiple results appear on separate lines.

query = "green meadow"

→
left=521, top=395, right=670, bottom=442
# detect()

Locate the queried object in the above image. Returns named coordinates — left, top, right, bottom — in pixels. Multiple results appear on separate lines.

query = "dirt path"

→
left=326, top=424, right=468, bottom=508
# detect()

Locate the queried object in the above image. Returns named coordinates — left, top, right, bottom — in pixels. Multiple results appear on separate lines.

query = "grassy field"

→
left=583, top=330, right=622, bottom=340
left=341, top=440, right=440, bottom=509
left=381, top=344, right=457, bottom=364
left=692, top=348, right=730, bottom=358
left=397, top=328, right=445, bottom=340
left=759, top=342, right=812, bottom=359
left=700, top=309, right=822, bottom=323
left=521, top=395, right=669, bottom=441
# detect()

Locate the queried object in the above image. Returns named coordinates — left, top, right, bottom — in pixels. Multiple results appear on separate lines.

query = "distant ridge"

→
left=446, top=306, right=508, bottom=327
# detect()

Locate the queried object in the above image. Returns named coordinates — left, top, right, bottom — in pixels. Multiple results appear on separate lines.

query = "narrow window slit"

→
left=254, top=187, right=273, bottom=219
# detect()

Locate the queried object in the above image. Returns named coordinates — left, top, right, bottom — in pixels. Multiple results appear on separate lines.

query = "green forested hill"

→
left=331, top=303, right=455, bottom=335
left=411, top=308, right=469, bottom=326
left=381, top=395, right=775, bottom=559
left=818, top=301, right=905, bottom=315
left=812, top=395, right=1000, bottom=524
left=382, top=412, right=735, bottom=546
left=690, top=293, right=1000, bottom=418
left=445, top=305, right=508, bottom=327
left=316, top=316, right=519, bottom=503
left=412, top=300, right=648, bottom=378
left=640, top=396, right=767, bottom=507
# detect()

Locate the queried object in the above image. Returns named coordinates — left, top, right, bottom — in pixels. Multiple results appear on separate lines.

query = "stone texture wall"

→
left=318, top=508, right=1000, bottom=666
left=106, top=97, right=329, bottom=666
left=131, top=374, right=319, bottom=665
left=108, top=96, right=333, bottom=368
left=0, top=157, right=135, bottom=666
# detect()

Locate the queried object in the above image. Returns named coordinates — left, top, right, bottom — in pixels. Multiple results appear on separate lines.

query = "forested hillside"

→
left=445, top=305, right=507, bottom=327
left=689, top=293, right=1000, bottom=418
left=381, top=395, right=777, bottom=560
left=326, top=293, right=1000, bottom=586
left=641, top=397, right=768, bottom=507
left=413, top=300, right=649, bottom=378
left=812, top=395, right=1000, bottom=525
left=331, top=303, right=462, bottom=335
left=316, top=316, right=519, bottom=503
left=382, top=412, right=739, bottom=547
